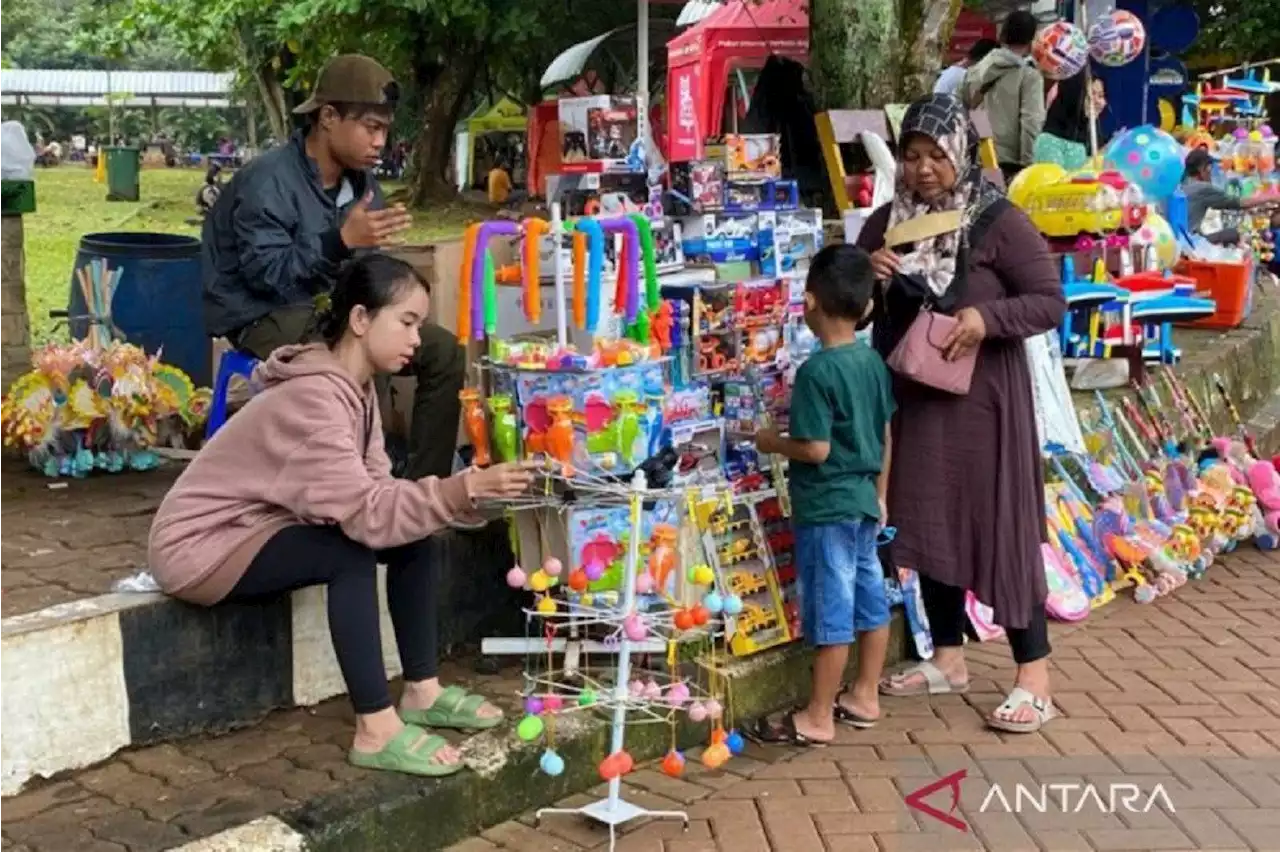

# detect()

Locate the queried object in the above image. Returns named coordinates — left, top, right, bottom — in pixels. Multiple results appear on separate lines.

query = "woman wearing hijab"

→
left=856, top=95, right=1066, bottom=733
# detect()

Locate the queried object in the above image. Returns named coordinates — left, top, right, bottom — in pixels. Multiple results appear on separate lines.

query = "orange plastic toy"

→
left=647, top=523, right=678, bottom=591
left=546, top=396, right=576, bottom=475
left=459, top=388, right=490, bottom=466
left=522, top=218, right=550, bottom=323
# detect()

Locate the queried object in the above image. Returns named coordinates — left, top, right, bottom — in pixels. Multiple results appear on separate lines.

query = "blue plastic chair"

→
left=205, top=348, right=259, bottom=440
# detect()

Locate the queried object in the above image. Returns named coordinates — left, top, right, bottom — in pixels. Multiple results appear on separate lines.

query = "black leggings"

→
left=919, top=573, right=1050, bottom=665
left=226, top=525, right=439, bottom=714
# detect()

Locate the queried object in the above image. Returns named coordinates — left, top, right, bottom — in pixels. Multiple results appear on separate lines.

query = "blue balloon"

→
left=725, top=730, right=747, bottom=755
left=1102, top=125, right=1186, bottom=205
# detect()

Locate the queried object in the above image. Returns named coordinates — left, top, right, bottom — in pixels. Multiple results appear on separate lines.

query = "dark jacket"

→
left=1043, top=72, right=1088, bottom=145
left=202, top=130, right=384, bottom=336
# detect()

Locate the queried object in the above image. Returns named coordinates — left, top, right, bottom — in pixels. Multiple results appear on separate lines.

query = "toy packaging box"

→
left=557, top=96, right=641, bottom=174
left=679, top=212, right=760, bottom=263
left=690, top=161, right=726, bottom=211
left=725, top=134, right=782, bottom=180
left=758, top=209, right=823, bottom=279
left=492, top=361, right=669, bottom=477
left=567, top=501, right=681, bottom=605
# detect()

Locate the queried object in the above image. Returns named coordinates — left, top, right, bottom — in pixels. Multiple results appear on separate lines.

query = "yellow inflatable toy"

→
left=1009, top=164, right=1148, bottom=239
left=1133, top=211, right=1180, bottom=269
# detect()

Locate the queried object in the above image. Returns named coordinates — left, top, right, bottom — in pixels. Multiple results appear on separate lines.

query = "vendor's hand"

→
left=467, top=461, right=540, bottom=499
left=340, top=192, right=413, bottom=249
left=941, top=307, right=986, bottom=361
left=870, top=248, right=902, bottom=281
left=755, top=426, right=782, bottom=455
left=878, top=497, right=889, bottom=528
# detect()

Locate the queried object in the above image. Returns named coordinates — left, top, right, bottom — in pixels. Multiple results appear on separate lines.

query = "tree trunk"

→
left=900, top=0, right=964, bottom=100
left=408, top=48, right=483, bottom=206
left=809, top=0, right=899, bottom=111
left=252, top=65, right=289, bottom=141
left=1, top=217, right=32, bottom=389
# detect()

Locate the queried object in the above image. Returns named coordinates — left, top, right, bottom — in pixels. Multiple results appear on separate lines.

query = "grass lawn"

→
left=24, top=165, right=482, bottom=345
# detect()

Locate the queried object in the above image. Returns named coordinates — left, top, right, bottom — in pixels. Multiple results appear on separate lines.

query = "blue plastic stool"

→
left=205, top=348, right=259, bottom=440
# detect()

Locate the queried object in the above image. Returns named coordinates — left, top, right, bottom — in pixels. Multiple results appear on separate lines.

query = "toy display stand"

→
left=530, top=474, right=691, bottom=848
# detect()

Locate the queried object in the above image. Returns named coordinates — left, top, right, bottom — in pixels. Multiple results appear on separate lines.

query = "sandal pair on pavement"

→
left=880, top=661, right=1057, bottom=733
left=348, top=685, right=504, bottom=777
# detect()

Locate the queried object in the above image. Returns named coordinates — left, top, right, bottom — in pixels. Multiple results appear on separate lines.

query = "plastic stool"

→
left=205, top=348, right=259, bottom=440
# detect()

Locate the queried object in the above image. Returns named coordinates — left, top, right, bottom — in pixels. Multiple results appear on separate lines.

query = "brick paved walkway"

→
left=450, top=548, right=1280, bottom=852
left=0, top=457, right=178, bottom=616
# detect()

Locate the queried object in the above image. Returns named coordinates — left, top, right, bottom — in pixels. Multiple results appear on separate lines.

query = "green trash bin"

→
left=104, top=146, right=141, bottom=202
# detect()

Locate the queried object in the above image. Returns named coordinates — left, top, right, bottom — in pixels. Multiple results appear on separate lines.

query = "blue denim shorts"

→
left=795, top=518, right=890, bottom=646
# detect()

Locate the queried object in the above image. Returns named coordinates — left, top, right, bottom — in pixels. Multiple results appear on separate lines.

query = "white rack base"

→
left=535, top=796, right=689, bottom=851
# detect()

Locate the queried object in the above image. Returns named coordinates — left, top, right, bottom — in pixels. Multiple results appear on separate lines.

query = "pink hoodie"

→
left=148, top=344, right=475, bottom=605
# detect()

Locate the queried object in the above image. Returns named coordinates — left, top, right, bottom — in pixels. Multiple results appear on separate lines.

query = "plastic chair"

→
left=205, top=348, right=259, bottom=440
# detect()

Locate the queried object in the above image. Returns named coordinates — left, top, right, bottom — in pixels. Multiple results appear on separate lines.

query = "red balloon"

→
left=674, top=609, right=695, bottom=630
left=661, top=750, right=686, bottom=777
left=616, top=750, right=634, bottom=775
left=567, top=569, right=589, bottom=592
left=691, top=604, right=710, bottom=626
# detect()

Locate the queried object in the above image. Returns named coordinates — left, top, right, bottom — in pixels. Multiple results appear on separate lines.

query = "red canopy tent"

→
left=665, top=0, right=809, bottom=162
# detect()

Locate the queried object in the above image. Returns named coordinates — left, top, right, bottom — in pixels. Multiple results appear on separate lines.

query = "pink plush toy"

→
left=1246, top=460, right=1280, bottom=550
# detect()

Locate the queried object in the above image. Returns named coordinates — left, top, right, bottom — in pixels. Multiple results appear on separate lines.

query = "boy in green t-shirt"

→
left=754, top=244, right=896, bottom=747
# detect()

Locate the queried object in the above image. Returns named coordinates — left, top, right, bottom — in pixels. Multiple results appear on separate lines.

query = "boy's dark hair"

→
left=1001, top=11, right=1038, bottom=48
left=309, top=102, right=395, bottom=128
left=805, top=244, right=875, bottom=321
left=968, top=38, right=999, bottom=64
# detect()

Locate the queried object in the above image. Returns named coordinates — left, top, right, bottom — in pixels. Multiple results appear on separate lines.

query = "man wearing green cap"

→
left=203, top=55, right=474, bottom=507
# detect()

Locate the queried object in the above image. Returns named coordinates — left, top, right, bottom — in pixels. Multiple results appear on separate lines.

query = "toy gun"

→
left=743, top=365, right=791, bottom=518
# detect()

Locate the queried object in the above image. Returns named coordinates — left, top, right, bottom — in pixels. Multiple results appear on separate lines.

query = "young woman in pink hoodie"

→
left=149, top=254, right=537, bottom=776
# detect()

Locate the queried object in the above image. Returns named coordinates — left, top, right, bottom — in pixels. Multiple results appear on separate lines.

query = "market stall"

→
left=664, top=0, right=808, bottom=162
left=454, top=97, right=529, bottom=193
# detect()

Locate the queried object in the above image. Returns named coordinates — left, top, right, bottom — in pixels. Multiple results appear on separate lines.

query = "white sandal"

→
left=879, top=661, right=970, bottom=697
left=988, top=687, right=1057, bottom=734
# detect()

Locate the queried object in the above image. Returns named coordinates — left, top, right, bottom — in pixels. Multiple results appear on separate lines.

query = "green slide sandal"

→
left=348, top=725, right=464, bottom=777
left=402, top=685, right=504, bottom=731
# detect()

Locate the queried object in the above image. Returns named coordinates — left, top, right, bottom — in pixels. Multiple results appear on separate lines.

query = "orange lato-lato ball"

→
left=567, top=569, right=589, bottom=592
left=701, top=742, right=731, bottom=769
left=598, top=752, right=623, bottom=780
left=690, top=604, right=710, bottom=626
left=673, top=609, right=696, bottom=631
left=661, top=750, right=686, bottom=777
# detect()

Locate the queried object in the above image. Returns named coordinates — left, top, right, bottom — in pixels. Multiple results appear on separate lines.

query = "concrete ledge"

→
left=0, top=525, right=521, bottom=796
left=286, top=616, right=908, bottom=852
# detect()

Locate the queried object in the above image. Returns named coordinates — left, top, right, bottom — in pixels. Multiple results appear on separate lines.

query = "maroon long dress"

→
left=857, top=203, right=1067, bottom=629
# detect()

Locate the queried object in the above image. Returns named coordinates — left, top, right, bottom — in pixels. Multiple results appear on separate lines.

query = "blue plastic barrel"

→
left=68, top=232, right=210, bottom=387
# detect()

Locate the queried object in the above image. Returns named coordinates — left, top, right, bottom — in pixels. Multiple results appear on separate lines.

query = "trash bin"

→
left=104, top=146, right=141, bottom=202
left=68, top=232, right=210, bottom=386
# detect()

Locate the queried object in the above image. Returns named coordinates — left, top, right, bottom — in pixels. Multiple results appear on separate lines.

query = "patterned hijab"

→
left=888, top=94, right=1004, bottom=299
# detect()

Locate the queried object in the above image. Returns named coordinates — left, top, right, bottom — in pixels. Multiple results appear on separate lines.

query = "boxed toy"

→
left=680, top=212, right=759, bottom=263
left=725, top=134, right=782, bottom=180
left=758, top=209, right=823, bottom=279
left=558, top=96, right=642, bottom=173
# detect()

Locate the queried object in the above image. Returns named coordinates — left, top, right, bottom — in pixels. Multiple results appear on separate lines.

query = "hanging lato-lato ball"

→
left=1088, top=10, right=1145, bottom=67
left=1032, top=20, right=1089, bottom=80
left=661, top=749, right=686, bottom=778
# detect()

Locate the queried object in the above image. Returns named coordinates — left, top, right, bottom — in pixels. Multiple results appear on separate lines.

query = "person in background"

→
left=961, top=10, right=1045, bottom=184
left=935, top=38, right=999, bottom=97
left=487, top=159, right=512, bottom=206
left=1034, top=72, right=1107, bottom=171
left=1181, top=148, right=1276, bottom=244
left=750, top=245, right=896, bottom=746
left=152, top=255, right=538, bottom=777
left=858, top=95, right=1066, bottom=734
left=202, top=54, right=478, bottom=517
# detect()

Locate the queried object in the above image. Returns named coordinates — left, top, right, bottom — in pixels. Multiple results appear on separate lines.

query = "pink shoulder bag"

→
left=885, top=308, right=977, bottom=395
left=881, top=210, right=977, bottom=395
